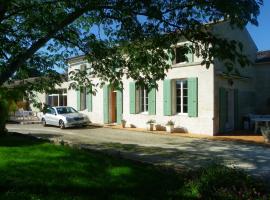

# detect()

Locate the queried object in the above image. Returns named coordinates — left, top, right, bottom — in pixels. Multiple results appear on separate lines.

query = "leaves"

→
left=0, top=0, right=263, bottom=91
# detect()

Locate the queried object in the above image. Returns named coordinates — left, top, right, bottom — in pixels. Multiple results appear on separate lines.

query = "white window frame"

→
left=47, top=89, right=67, bottom=107
left=175, top=79, right=188, bottom=115
left=138, top=87, right=148, bottom=114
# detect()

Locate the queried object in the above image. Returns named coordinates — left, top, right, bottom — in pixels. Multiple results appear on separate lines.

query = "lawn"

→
left=0, top=133, right=268, bottom=200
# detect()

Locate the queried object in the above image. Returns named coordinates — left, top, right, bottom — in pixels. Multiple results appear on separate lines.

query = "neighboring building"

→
left=254, top=51, right=270, bottom=114
left=32, top=22, right=270, bottom=136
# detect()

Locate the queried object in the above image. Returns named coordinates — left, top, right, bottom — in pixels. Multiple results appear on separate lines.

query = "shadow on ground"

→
left=80, top=139, right=270, bottom=179
left=0, top=133, right=46, bottom=147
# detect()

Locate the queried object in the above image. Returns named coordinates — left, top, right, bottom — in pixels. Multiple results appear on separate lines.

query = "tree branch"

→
left=0, top=3, right=94, bottom=85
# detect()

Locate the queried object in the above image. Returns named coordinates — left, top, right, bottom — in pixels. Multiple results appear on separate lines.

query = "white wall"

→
left=30, top=82, right=68, bottom=112
left=122, top=63, right=215, bottom=135
left=67, top=56, right=215, bottom=135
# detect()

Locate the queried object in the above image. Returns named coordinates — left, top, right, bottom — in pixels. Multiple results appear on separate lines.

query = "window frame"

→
left=173, top=42, right=194, bottom=65
left=47, top=89, right=67, bottom=107
left=175, top=79, right=188, bottom=115
left=138, top=87, right=148, bottom=114
left=175, top=47, right=187, bottom=64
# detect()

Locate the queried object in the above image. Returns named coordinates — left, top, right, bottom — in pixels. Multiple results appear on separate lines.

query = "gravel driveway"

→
left=7, top=124, right=270, bottom=180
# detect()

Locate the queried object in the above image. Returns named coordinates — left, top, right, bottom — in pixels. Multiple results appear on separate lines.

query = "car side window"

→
left=46, top=108, right=51, bottom=114
left=51, top=108, right=56, bottom=115
left=46, top=108, right=56, bottom=115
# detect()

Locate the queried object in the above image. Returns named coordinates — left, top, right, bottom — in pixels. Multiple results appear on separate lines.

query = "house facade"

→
left=32, top=22, right=270, bottom=136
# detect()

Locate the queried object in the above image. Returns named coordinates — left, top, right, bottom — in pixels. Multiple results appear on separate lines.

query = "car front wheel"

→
left=59, top=120, right=65, bottom=129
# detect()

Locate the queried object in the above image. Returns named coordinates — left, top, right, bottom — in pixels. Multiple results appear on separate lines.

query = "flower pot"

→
left=121, top=121, right=126, bottom=128
left=147, top=123, right=154, bottom=131
left=166, top=125, right=174, bottom=133
left=261, top=127, right=270, bottom=143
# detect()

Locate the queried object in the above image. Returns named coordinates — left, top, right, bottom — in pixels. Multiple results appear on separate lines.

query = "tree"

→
left=0, top=0, right=263, bottom=131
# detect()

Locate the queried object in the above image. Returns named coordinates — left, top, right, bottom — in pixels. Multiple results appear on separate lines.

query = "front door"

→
left=110, top=91, right=117, bottom=123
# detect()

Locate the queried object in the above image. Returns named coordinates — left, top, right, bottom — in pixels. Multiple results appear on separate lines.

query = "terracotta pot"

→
left=166, top=125, right=174, bottom=133
left=147, top=123, right=154, bottom=131
left=121, top=121, right=126, bottom=128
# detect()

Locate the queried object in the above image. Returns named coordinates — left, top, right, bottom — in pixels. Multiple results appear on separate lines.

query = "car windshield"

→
left=56, top=107, right=77, bottom=114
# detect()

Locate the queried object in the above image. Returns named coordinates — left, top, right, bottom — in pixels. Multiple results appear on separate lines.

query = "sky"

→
left=247, top=1, right=270, bottom=51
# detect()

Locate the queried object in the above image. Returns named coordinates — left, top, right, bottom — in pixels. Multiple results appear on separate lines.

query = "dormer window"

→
left=175, top=47, right=186, bottom=64
left=174, top=45, right=194, bottom=64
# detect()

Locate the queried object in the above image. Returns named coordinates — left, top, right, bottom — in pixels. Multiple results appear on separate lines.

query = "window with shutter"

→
left=163, top=79, right=172, bottom=116
left=129, top=82, right=136, bottom=114
left=188, top=78, right=198, bottom=117
left=103, top=85, right=109, bottom=123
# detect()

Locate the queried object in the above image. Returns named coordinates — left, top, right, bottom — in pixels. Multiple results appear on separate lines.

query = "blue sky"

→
left=247, top=1, right=270, bottom=51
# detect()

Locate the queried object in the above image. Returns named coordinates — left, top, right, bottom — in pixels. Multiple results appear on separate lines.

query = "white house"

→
left=32, top=22, right=270, bottom=136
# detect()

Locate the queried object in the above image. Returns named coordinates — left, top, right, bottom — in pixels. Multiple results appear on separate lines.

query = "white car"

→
left=41, top=106, right=89, bottom=129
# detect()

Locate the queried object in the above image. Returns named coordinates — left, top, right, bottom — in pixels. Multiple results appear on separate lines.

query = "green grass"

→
left=0, top=133, right=268, bottom=200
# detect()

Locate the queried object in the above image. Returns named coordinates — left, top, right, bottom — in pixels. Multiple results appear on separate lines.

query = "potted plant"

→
left=146, top=119, right=156, bottom=131
left=165, top=120, right=175, bottom=133
left=261, top=126, right=270, bottom=143
left=121, top=119, right=126, bottom=128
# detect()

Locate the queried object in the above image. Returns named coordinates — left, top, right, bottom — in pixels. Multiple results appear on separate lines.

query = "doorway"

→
left=219, top=88, right=237, bottom=133
left=225, top=89, right=235, bottom=131
left=103, top=85, right=123, bottom=124
left=110, top=91, right=117, bottom=123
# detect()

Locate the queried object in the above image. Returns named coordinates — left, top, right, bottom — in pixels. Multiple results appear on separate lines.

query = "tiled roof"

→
left=256, top=50, right=270, bottom=63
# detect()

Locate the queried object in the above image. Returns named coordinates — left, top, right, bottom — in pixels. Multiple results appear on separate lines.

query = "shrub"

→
left=182, top=164, right=268, bottom=200
left=146, top=119, right=156, bottom=124
left=166, top=120, right=174, bottom=126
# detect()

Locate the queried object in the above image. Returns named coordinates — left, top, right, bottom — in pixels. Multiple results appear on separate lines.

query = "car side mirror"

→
left=55, top=113, right=57, bottom=116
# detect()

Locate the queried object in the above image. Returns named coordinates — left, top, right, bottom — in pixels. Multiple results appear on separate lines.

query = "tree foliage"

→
left=0, top=0, right=263, bottom=91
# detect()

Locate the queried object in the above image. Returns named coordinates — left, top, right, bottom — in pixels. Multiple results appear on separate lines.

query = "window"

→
left=47, top=89, right=67, bottom=107
left=175, top=47, right=186, bottom=64
left=175, top=80, right=188, bottom=114
left=56, top=107, right=77, bottom=114
left=80, top=87, right=87, bottom=111
left=139, top=87, right=148, bottom=113
left=174, top=45, right=194, bottom=64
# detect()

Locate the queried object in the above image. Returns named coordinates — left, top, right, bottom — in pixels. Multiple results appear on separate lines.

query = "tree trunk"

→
left=0, top=99, right=8, bottom=134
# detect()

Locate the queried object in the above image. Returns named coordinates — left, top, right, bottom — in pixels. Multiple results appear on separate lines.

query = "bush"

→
left=181, top=164, right=268, bottom=199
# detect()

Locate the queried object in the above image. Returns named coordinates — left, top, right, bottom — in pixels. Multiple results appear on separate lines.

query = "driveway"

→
left=7, top=124, right=270, bottom=180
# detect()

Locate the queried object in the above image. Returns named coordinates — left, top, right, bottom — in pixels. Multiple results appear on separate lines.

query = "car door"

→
left=49, top=108, right=59, bottom=126
left=43, top=108, right=53, bottom=125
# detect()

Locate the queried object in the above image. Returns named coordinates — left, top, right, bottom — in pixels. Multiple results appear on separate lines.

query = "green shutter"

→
left=168, top=50, right=173, bottom=65
left=103, top=85, right=109, bottom=123
left=87, top=85, right=92, bottom=112
left=187, top=51, right=194, bottom=63
left=129, top=82, right=136, bottom=114
left=163, top=79, right=172, bottom=116
left=188, top=77, right=198, bottom=117
left=234, top=89, right=239, bottom=130
left=219, top=87, right=228, bottom=133
left=116, top=90, right=123, bottom=124
left=77, top=89, right=81, bottom=111
left=148, top=88, right=156, bottom=115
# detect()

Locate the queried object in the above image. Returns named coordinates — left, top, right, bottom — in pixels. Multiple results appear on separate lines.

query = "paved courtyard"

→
left=7, top=124, right=270, bottom=180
